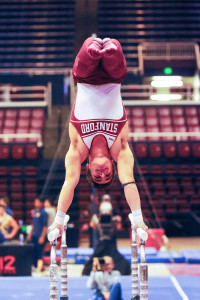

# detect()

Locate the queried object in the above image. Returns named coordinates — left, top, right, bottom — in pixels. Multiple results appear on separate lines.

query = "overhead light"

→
left=150, top=94, right=182, bottom=101
left=151, top=81, right=183, bottom=87
left=152, top=76, right=182, bottom=81
left=151, top=76, right=183, bottom=87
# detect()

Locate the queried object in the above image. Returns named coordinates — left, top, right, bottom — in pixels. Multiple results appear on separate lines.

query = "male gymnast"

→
left=49, top=37, right=148, bottom=237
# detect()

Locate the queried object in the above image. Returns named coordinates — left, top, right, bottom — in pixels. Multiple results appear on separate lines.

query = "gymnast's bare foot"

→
left=102, top=38, right=117, bottom=57
left=88, top=38, right=103, bottom=59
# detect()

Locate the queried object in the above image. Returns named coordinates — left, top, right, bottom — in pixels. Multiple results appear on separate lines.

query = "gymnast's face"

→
left=88, top=157, right=113, bottom=184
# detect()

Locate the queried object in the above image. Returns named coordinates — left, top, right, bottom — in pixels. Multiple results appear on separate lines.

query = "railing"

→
left=0, top=133, right=42, bottom=147
left=0, top=83, right=52, bottom=117
left=138, top=42, right=200, bottom=75
left=121, top=84, right=198, bottom=103
left=129, top=131, right=200, bottom=142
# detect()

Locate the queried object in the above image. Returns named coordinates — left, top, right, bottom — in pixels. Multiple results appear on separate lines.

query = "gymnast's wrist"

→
left=55, top=210, right=66, bottom=225
left=131, top=209, right=143, bottom=227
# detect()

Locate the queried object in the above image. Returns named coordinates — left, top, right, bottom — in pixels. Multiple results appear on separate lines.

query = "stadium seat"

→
left=163, top=143, right=176, bottom=158
left=18, top=118, right=30, bottom=129
left=160, top=126, right=175, bottom=141
left=192, top=165, right=200, bottom=174
left=0, top=179, right=8, bottom=194
left=0, top=145, right=10, bottom=159
left=25, top=166, right=37, bottom=176
left=5, top=109, right=18, bottom=119
left=125, top=107, right=132, bottom=118
left=11, top=202, right=23, bottom=210
left=134, top=143, right=147, bottom=158
left=180, top=177, right=193, bottom=186
left=4, top=118, right=16, bottom=129
left=176, top=195, right=188, bottom=204
left=145, top=107, right=157, bottom=117
left=162, top=195, right=173, bottom=204
left=165, top=165, right=177, bottom=174
left=15, top=128, right=28, bottom=143
left=32, top=108, right=45, bottom=120
left=132, top=117, right=145, bottom=127
left=132, top=127, right=147, bottom=141
left=31, top=118, right=44, bottom=129
left=186, top=117, right=199, bottom=127
left=159, top=117, right=172, bottom=127
left=158, top=107, right=171, bottom=117
left=10, top=167, right=23, bottom=177
left=25, top=191, right=37, bottom=202
left=151, top=178, right=163, bottom=187
left=171, top=107, right=184, bottom=117
left=11, top=192, right=23, bottom=202
left=132, top=108, right=144, bottom=117
left=136, top=165, right=149, bottom=175
left=0, top=167, right=8, bottom=176
left=151, top=165, right=163, bottom=174
left=174, top=126, right=188, bottom=141
left=166, top=203, right=178, bottom=213
left=168, top=186, right=180, bottom=196
left=178, top=143, right=191, bottom=158
left=179, top=165, right=191, bottom=174
left=29, top=128, right=42, bottom=142
left=12, top=144, right=24, bottom=159
left=183, top=186, right=195, bottom=196
left=147, top=127, right=160, bottom=141
left=146, top=117, right=158, bottom=127
left=192, top=143, right=200, bottom=157
left=25, top=179, right=37, bottom=193
left=2, top=128, right=15, bottom=142
left=185, top=107, right=198, bottom=117
left=10, top=179, right=23, bottom=192
left=165, top=177, right=178, bottom=187
left=149, top=143, right=162, bottom=158
left=188, top=125, right=200, bottom=138
left=0, top=110, right=4, bottom=119
left=173, top=117, right=185, bottom=126
left=179, top=203, right=191, bottom=213
left=26, top=144, right=39, bottom=159
left=18, top=109, right=31, bottom=119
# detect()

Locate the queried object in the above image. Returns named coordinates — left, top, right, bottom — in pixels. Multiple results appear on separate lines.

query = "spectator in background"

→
left=0, top=196, right=13, bottom=217
left=83, top=195, right=130, bottom=276
left=87, top=256, right=123, bottom=300
left=0, top=198, right=19, bottom=243
left=44, top=198, right=56, bottom=228
left=90, top=194, right=122, bottom=246
left=27, top=197, right=48, bottom=272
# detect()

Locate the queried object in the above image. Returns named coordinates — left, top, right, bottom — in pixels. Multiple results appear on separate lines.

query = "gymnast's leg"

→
left=72, top=37, right=103, bottom=82
left=101, top=38, right=128, bottom=82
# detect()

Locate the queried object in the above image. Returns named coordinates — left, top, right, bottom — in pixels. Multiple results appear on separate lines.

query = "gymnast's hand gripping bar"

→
left=49, top=215, right=70, bottom=300
left=48, top=215, right=70, bottom=242
left=128, top=213, right=148, bottom=300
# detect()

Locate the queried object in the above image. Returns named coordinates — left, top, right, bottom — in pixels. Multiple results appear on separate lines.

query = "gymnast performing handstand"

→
left=49, top=37, right=148, bottom=237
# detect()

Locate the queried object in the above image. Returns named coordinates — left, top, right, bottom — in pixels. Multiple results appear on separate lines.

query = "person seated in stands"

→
left=82, top=197, right=130, bottom=276
left=27, top=197, right=48, bottom=272
left=0, top=198, right=19, bottom=243
left=87, top=256, right=123, bottom=300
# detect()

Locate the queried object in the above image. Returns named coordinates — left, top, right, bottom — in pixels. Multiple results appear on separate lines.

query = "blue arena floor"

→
left=1, top=275, right=200, bottom=300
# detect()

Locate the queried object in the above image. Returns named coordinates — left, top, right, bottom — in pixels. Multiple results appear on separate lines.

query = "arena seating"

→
left=98, top=0, right=200, bottom=68
left=0, top=0, right=75, bottom=70
left=125, top=105, right=200, bottom=140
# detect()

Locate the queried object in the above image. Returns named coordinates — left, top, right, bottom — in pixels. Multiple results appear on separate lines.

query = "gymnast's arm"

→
left=117, top=142, right=148, bottom=230
left=57, top=144, right=81, bottom=213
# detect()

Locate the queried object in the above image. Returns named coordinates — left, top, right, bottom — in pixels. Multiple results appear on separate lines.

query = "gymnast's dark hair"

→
left=86, top=161, right=116, bottom=189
